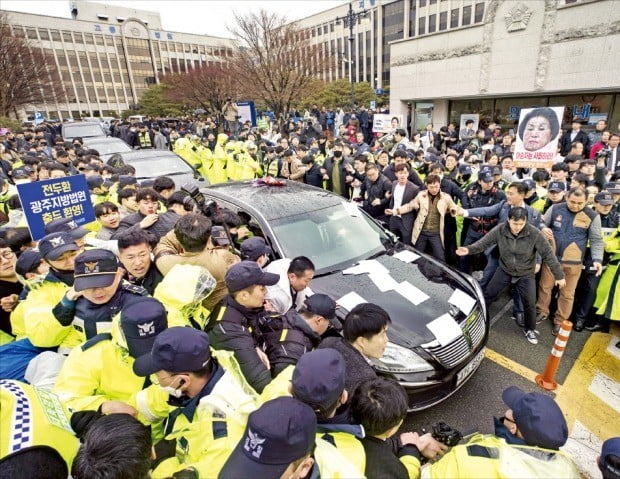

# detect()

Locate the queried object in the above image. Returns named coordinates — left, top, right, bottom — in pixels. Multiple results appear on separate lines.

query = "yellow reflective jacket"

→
left=53, top=316, right=150, bottom=412
left=422, top=434, right=579, bottom=479
left=22, top=275, right=72, bottom=350
left=153, top=264, right=216, bottom=330
left=315, top=437, right=367, bottom=478
left=139, top=350, right=260, bottom=478
left=0, top=380, right=79, bottom=467
left=211, top=134, right=230, bottom=184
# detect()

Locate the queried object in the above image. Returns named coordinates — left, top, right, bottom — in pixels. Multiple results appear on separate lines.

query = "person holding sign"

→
left=518, top=108, right=560, bottom=153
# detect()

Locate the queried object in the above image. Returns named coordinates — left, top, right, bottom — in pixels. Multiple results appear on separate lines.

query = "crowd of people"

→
left=0, top=107, right=618, bottom=478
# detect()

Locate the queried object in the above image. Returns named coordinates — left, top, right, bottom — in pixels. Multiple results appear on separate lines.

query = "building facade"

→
left=389, top=0, right=620, bottom=132
left=295, top=0, right=488, bottom=90
left=3, top=1, right=234, bottom=120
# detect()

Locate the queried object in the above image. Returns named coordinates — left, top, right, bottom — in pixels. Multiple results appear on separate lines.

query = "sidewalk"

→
left=556, top=323, right=620, bottom=479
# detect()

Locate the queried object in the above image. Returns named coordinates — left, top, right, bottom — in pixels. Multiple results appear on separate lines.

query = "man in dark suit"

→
left=559, top=119, right=589, bottom=156
left=384, top=163, right=420, bottom=244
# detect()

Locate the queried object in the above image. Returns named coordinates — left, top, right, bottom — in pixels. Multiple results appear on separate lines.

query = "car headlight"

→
left=373, top=342, right=434, bottom=374
left=467, top=275, right=486, bottom=316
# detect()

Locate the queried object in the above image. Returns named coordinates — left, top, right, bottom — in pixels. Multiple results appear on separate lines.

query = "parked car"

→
left=116, top=150, right=207, bottom=189
left=61, top=121, right=107, bottom=141
left=83, top=137, right=132, bottom=163
left=201, top=180, right=489, bottom=411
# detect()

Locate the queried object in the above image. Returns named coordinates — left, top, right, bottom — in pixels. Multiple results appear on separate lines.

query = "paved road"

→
left=401, top=294, right=619, bottom=478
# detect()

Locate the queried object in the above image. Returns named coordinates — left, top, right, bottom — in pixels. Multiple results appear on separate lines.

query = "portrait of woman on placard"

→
left=517, top=107, right=561, bottom=152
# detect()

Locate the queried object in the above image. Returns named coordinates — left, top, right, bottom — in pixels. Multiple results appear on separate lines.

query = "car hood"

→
left=310, top=252, right=479, bottom=348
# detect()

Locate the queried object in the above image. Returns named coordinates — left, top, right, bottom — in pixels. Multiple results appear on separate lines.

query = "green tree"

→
left=299, top=79, right=378, bottom=110
left=131, top=84, right=184, bottom=118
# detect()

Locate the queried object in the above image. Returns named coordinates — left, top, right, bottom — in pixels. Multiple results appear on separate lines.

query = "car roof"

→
left=118, top=150, right=180, bottom=160
left=83, top=137, right=126, bottom=145
left=204, top=181, right=343, bottom=221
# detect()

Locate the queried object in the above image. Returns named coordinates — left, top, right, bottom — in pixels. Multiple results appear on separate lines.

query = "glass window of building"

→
left=418, top=16, right=426, bottom=35
left=450, top=8, right=459, bottom=28
left=420, top=0, right=427, bottom=6
left=39, top=30, right=50, bottom=41
left=429, top=14, right=436, bottom=33
left=462, top=6, right=472, bottom=25
left=449, top=98, right=494, bottom=127
left=409, top=0, right=416, bottom=36
left=439, top=11, right=447, bottom=30
left=494, top=97, right=548, bottom=131
left=474, top=3, right=485, bottom=23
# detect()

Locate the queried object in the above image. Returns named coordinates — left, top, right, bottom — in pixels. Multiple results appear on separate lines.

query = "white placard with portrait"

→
left=514, top=106, right=564, bottom=169
left=373, top=114, right=404, bottom=134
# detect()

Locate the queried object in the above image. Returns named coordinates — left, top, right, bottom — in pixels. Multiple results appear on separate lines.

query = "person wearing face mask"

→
left=132, top=326, right=260, bottom=478
left=0, top=233, right=78, bottom=381
left=53, top=297, right=167, bottom=415
left=34, top=249, right=157, bottom=356
left=321, top=141, right=352, bottom=198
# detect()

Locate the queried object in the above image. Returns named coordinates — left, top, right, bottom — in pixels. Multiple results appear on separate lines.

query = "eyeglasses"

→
left=500, top=416, right=516, bottom=425
left=0, top=251, right=16, bottom=260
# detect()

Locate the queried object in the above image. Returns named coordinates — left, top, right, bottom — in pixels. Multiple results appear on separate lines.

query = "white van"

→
left=128, top=115, right=146, bottom=123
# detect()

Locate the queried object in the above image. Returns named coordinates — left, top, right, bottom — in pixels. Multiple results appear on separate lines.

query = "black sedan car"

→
left=202, top=180, right=488, bottom=410
left=117, top=150, right=207, bottom=189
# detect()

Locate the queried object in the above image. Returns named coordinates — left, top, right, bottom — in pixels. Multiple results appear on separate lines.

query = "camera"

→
left=431, top=422, right=463, bottom=447
left=181, top=184, right=217, bottom=217
left=596, top=148, right=611, bottom=161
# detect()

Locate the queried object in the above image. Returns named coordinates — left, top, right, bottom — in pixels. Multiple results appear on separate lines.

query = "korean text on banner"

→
left=17, top=175, right=95, bottom=241
left=513, top=106, right=564, bottom=169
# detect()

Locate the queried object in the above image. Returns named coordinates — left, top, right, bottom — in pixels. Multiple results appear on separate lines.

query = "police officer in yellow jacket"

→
left=31, top=248, right=150, bottom=352
left=53, top=297, right=167, bottom=414
left=1, top=379, right=79, bottom=470
left=291, top=348, right=366, bottom=478
left=132, top=326, right=259, bottom=478
left=219, top=396, right=318, bottom=479
left=423, top=386, right=579, bottom=479
left=22, top=232, right=79, bottom=351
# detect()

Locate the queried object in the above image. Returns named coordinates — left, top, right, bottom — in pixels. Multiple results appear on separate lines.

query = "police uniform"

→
left=0, top=380, right=79, bottom=468
left=423, top=434, right=578, bottom=479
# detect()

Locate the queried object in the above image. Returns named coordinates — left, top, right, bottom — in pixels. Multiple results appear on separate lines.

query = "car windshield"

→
left=63, top=124, right=105, bottom=138
left=87, top=141, right=131, bottom=155
left=270, top=203, right=388, bottom=273
left=127, top=154, right=194, bottom=178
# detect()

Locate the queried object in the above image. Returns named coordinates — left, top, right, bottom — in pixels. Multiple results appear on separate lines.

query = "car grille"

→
left=423, top=308, right=486, bottom=368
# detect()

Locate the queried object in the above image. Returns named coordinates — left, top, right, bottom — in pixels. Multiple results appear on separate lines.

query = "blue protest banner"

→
left=16, top=175, right=95, bottom=240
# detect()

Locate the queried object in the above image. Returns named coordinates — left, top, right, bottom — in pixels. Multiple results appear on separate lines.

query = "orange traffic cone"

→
left=535, top=320, right=573, bottom=391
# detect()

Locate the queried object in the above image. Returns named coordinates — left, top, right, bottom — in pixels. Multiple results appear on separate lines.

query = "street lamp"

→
left=336, top=2, right=370, bottom=111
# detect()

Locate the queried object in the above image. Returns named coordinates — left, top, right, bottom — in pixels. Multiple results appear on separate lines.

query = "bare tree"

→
left=228, top=10, right=326, bottom=123
left=0, top=12, right=60, bottom=117
left=162, top=63, right=238, bottom=117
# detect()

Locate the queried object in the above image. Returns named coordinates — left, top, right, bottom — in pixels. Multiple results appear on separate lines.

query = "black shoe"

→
left=573, top=319, right=585, bottom=332
left=536, top=313, right=548, bottom=325
left=585, top=323, right=609, bottom=333
left=552, top=323, right=561, bottom=336
left=512, top=313, right=525, bottom=328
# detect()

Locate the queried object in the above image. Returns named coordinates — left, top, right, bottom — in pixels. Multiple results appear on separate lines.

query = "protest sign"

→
left=514, top=106, right=564, bottom=169
left=459, top=114, right=479, bottom=142
left=17, top=175, right=95, bottom=240
left=373, top=114, right=404, bottom=134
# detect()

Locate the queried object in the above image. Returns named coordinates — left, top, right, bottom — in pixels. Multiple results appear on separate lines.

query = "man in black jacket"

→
left=360, top=163, right=392, bottom=222
left=559, top=120, right=589, bottom=156
left=112, top=188, right=179, bottom=241
left=456, top=207, right=565, bottom=344
left=260, top=294, right=339, bottom=376
left=208, top=261, right=279, bottom=393
left=321, top=141, right=351, bottom=198
left=117, top=229, right=162, bottom=296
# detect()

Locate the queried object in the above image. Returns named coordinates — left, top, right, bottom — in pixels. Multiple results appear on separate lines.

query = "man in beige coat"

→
left=386, top=174, right=458, bottom=262
left=154, top=213, right=240, bottom=311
